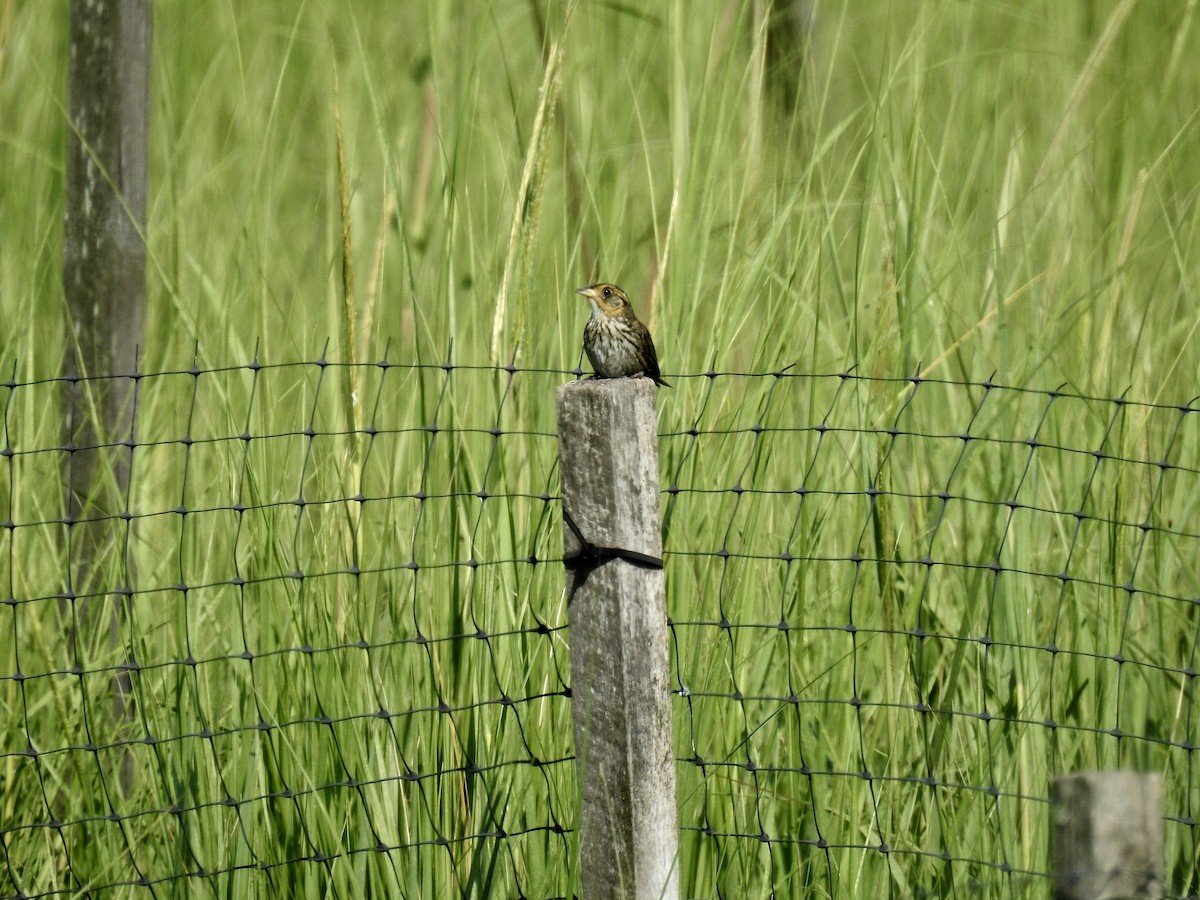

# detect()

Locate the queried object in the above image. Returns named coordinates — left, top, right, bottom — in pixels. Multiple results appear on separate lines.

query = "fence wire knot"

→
left=561, top=508, right=663, bottom=603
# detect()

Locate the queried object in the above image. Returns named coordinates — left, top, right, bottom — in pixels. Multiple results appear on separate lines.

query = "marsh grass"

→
left=2, top=0, right=1200, bottom=896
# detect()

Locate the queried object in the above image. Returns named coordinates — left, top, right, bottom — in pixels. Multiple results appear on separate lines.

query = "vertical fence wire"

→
left=1, top=359, right=575, bottom=899
left=660, top=371, right=1199, bottom=898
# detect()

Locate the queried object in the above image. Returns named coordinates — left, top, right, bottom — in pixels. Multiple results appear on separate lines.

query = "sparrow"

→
left=574, top=283, right=670, bottom=387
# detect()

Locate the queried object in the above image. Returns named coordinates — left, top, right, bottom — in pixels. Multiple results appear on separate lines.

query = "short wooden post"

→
left=1052, top=770, right=1164, bottom=899
left=556, top=378, right=679, bottom=900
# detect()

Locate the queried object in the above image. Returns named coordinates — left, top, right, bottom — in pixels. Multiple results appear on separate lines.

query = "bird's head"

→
left=575, top=283, right=633, bottom=317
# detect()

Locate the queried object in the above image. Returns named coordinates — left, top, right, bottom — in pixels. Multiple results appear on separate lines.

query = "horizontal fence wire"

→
left=1, top=358, right=1198, bottom=898
left=1, top=359, right=573, bottom=900
left=663, top=368, right=1199, bottom=899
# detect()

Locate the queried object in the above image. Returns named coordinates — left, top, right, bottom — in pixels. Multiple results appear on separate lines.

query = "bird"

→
left=574, top=283, right=670, bottom=387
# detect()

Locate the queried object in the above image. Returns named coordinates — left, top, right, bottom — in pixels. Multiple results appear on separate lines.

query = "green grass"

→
left=3, top=0, right=1200, bottom=896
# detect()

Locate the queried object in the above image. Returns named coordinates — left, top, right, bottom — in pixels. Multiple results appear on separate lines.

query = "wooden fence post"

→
left=64, top=0, right=152, bottom=795
left=556, top=378, right=679, bottom=900
left=1052, top=770, right=1164, bottom=899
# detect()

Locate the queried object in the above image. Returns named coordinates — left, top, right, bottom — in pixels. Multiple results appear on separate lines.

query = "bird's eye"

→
left=602, top=287, right=612, bottom=298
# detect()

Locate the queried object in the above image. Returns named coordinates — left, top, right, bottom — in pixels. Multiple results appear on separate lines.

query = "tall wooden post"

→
left=556, top=378, right=679, bottom=900
left=64, top=0, right=152, bottom=793
left=1052, top=770, right=1164, bottom=899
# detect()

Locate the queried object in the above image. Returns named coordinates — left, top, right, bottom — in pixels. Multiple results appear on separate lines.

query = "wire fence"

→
left=1, top=358, right=1198, bottom=898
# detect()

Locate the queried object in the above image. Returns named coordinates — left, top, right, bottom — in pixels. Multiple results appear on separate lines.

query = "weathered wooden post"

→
left=64, top=0, right=152, bottom=794
left=556, top=378, right=679, bottom=900
left=1052, top=770, right=1164, bottom=899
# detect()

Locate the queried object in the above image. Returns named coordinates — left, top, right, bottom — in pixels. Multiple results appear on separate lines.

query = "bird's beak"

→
left=575, top=286, right=592, bottom=297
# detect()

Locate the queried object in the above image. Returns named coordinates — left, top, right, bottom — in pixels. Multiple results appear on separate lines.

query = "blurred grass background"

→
left=2, top=0, right=1200, bottom=896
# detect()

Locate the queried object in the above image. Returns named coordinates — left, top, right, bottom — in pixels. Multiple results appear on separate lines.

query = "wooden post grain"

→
left=556, top=378, right=679, bottom=900
left=1052, top=770, right=1164, bottom=899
